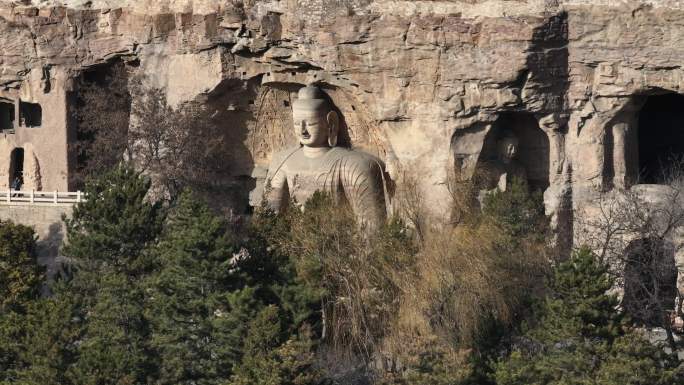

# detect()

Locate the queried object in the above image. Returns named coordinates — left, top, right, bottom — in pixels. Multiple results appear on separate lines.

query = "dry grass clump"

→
left=381, top=176, right=550, bottom=381
left=270, top=174, right=551, bottom=381
left=402, top=221, right=547, bottom=347
left=279, top=192, right=417, bottom=360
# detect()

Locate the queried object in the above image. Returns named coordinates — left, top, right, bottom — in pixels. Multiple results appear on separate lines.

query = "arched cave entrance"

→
left=485, top=112, right=550, bottom=191
left=637, top=93, right=684, bottom=183
left=623, top=238, right=678, bottom=327
left=9, top=147, right=24, bottom=188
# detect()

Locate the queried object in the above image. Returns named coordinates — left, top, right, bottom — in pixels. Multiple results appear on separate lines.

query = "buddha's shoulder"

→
left=329, top=147, right=385, bottom=169
left=270, top=146, right=302, bottom=164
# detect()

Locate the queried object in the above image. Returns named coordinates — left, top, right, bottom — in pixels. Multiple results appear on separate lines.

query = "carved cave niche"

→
left=19, top=101, right=42, bottom=127
left=134, top=78, right=376, bottom=216
left=635, top=92, right=684, bottom=184
left=247, top=82, right=299, bottom=168
left=480, top=112, right=550, bottom=191
left=0, top=99, right=15, bottom=131
left=622, top=237, right=677, bottom=327
left=323, top=87, right=387, bottom=158
left=9, top=147, right=24, bottom=187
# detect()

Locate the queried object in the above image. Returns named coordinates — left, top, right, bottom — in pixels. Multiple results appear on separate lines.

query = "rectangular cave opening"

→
left=9, top=147, right=24, bottom=189
left=20, top=101, right=42, bottom=127
left=0, top=100, right=15, bottom=131
left=637, top=92, right=684, bottom=184
left=485, top=112, right=550, bottom=192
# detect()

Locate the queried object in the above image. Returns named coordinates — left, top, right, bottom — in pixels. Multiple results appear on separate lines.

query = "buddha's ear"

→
left=327, top=110, right=339, bottom=147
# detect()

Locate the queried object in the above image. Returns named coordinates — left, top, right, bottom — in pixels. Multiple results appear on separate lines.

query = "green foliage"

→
left=230, top=305, right=322, bottom=385
left=0, top=221, right=44, bottom=384
left=7, top=169, right=323, bottom=385
left=146, top=190, right=254, bottom=384
left=0, top=220, right=43, bottom=312
left=596, top=333, right=683, bottom=385
left=7, top=166, right=163, bottom=385
left=6, top=291, right=83, bottom=385
left=2, top=169, right=324, bottom=385
left=4, top=165, right=682, bottom=385
left=482, top=177, right=546, bottom=239
left=63, top=164, right=163, bottom=278
left=240, top=201, right=323, bottom=335
left=545, top=248, right=622, bottom=340
left=62, top=166, right=162, bottom=384
left=69, top=274, right=153, bottom=385
left=494, top=248, right=684, bottom=385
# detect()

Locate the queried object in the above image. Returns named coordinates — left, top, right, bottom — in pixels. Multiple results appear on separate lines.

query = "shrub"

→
left=495, top=248, right=684, bottom=385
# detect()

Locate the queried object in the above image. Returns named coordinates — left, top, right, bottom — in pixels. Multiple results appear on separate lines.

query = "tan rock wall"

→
left=1, top=0, right=684, bottom=239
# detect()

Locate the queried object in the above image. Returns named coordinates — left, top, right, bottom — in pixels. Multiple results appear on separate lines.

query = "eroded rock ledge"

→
left=2, top=0, right=684, bottom=248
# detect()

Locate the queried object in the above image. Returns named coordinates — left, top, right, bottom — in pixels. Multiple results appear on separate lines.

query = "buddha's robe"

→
left=265, top=146, right=387, bottom=229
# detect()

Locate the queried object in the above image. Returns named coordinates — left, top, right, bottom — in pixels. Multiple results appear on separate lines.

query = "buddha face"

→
left=291, top=86, right=340, bottom=148
left=293, top=108, right=329, bottom=148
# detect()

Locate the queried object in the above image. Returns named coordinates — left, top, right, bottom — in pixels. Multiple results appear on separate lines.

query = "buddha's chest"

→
left=282, top=158, right=343, bottom=201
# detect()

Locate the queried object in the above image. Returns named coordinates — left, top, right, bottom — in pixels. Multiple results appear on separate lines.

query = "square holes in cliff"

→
left=0, top=100, right=14, bottom=131
left=19, top=101, right=42, bottom=127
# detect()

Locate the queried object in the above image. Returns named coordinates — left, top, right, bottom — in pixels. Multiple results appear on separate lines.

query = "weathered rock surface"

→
left=2, top=0, right=684, bottom=255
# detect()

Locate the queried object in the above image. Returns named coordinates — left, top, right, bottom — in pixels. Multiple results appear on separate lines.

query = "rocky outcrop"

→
left=2, top=1, right=684, bottom=255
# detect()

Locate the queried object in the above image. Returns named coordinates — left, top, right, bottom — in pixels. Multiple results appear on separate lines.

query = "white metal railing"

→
left=0, top=190, right=84, bottom=206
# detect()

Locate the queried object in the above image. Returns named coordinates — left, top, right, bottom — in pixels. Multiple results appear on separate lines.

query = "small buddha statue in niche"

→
left=265, top=85, right=388, bottom=229
left=475, top=133, right=527, bottom=201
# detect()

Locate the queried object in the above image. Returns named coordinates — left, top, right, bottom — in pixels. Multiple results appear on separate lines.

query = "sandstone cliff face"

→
left=1, top=0, right=684, bottom=250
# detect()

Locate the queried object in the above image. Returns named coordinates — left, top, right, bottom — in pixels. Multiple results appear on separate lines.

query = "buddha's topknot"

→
left=293, top=85, right=328, bottom=111
left=297, top=85, right=326, bottom=100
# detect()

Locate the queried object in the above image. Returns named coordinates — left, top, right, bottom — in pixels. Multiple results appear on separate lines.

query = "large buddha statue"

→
left=265, top=85, right=388, bottom=229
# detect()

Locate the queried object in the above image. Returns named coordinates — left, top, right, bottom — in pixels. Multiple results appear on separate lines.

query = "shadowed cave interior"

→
left=485, top=112, right=550, bottom=191
left=0, top=100, right=14, bottom=131
left=637, top=93, right=684, bottom=184
left=20, top=101, right=42, bottom=127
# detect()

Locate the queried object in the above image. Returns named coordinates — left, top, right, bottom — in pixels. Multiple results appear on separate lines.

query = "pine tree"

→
left=62, top=165, right=163, bottom=278
left=67, top=273, right=154, bottom=385
left=230, top=305, right=322, bottom=385
left=63, top=166, right=162, bottom=384
left=0, top=221, right=44, bottom=384
left=481, top=177, right=546, bottom=239
left=0, top=220, right=43, bottom=312
left=145, top=190, right=259, bottom=384
left=8, top=289, right=83, bottom=385
left=495, top=248, right=684, bottom=385
left=243, top=202, right=324, bottom=335
left=11, top=166, right=163, bottom=385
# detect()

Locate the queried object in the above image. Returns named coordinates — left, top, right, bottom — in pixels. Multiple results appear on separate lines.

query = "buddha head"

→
left=292, top=85, right=340, bottom=148
left=497, top=134, right=519, bottom=164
